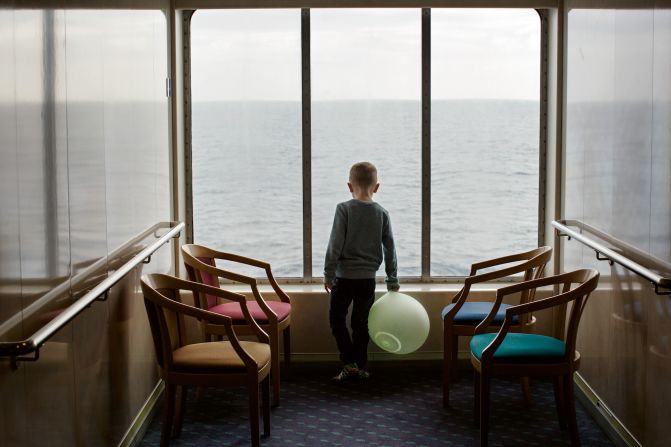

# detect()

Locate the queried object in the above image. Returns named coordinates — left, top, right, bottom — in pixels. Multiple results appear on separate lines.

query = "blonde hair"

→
left=349, top=161, right=378, bottom=189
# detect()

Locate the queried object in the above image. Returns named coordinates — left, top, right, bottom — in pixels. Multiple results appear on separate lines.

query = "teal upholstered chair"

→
left=442, top=246, right=552, bottom=407
left=470, top=268, right=599, bottom=447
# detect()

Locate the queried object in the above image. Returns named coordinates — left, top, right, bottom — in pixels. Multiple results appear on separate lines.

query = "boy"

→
left=324, top=161, right=399, bottom=383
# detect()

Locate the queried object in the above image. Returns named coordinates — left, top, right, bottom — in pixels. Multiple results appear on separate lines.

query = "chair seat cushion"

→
left=172, top=341, right=271, bottom=372
left=441, top=302, right=519, bottom=325
left=210, top=300, right=291, bottom=323
left=470, top=333, right=566, bottom=362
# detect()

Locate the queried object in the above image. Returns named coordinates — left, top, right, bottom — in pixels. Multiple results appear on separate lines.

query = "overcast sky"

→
left=191, top=8, right=540, bottom=102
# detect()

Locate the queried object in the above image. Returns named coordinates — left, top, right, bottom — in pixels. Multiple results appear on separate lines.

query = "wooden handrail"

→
left=0, top=221, right=184, bottom=369
left=553, top=219, right=670, bottom=295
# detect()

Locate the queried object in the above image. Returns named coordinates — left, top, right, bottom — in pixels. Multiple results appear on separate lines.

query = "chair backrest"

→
left=141, top=274, right=190, bottom=373
left=182, top=244, right=222, bottom=309
left=560, top=269, right=600, bottom=358
left=515, top=246, right=553, bottom=305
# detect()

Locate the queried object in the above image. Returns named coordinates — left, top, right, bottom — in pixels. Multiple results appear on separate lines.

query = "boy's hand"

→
left=324, top=281, right=332, bottom=294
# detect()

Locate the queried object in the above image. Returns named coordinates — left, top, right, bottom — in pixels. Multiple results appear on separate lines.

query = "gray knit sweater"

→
left=323, top=199, right=399, bottom=290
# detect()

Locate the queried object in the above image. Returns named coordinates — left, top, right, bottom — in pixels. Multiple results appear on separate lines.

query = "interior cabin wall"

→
left=0, top=3, right=171, bottom=446
left=563, top=1, right=670, bottom=444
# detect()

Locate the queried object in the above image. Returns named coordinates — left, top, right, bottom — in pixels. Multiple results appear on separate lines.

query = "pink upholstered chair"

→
left=181, top=244, right=291, bottom=407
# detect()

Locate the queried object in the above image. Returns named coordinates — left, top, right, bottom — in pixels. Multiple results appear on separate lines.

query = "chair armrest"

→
left=185, top=258, right=280, bottom=325
left=163, top=295, right=234, bottom=327
left=162, top=275, right=270, bottom=343
left=478, top=318, right=514, bottom=363
left=447, top=257, right=544, bottom=319
left=490, top=273, right=571, bottom=299
left=472, top=289, right=509, bottom=332
left=505, top=289, right=577, bottom=317
left=207, top=246, right=271, bottom=270
left=478, top=292, right=574, bottom=362
left=471, top=252, right=529, bottom=271
left=473, top=272, right=573, bottom=332
left=263, top=267, right=291, bottom=304
left=447, top=265, right=520, bottom=308
left=213, top=251, right=291, bottom=305
left=189, top=256, right=257, bottom=286
left=464, top=261, right=534, bottom=286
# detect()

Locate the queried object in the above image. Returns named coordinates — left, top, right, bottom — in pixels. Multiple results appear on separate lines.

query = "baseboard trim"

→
left=118, top=380, right=165, bottom=447
left=573, top=372, right=641, bottom=447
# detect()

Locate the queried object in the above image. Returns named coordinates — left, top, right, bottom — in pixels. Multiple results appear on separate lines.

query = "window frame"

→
left=183, top=7, right=548, bottom=284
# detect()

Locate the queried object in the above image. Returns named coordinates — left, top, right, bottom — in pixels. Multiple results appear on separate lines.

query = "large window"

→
left=189, top=8, right=542, bottom=281
left=191, top=10, right=302, bottom=277
left=431, top=9, right=540, bottom=276
left=311, top=9, right=421, bottom=278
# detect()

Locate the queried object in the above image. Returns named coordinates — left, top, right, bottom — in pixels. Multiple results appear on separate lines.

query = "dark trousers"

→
left=328, top=278, right=376, bottom=369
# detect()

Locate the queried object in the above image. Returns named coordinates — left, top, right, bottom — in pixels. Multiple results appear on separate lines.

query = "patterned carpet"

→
left=140, top=363, right=614, bottom=446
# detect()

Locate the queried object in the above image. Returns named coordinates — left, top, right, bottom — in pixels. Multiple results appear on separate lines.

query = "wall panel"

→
left=65, top=10, right=112, bottom=445
left=0, top=8, right=27, bottom=445
left=564, top=1, right=671, bottom=443
left=0, top=4, right=171, bottom=446
left=646, top=6, right=671, bottom=445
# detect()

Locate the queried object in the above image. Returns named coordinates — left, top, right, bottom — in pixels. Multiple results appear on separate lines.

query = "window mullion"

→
left=421, top=8, right=431, bottom=281
left=302, top=8, right=312, bottom=281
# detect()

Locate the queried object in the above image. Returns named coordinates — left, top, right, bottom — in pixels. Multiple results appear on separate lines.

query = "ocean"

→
left=192, top=100, right=539, bottom=279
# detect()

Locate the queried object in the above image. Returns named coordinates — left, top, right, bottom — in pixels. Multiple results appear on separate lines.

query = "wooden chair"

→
left=442, top=246, right=552, bottom=407
left=181, top=243, right=291, bottom=408
left=470, top=268, right=600, bottom=447
left=141, top=273, right=271, bottom=447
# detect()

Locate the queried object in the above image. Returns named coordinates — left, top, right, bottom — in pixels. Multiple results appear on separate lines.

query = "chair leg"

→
left=564, top=373, right=581, bottom=446
left=172, top=386, right=188, bottom=438
left=195, top=386, right=205, bottom=402
left=451, top=336, right=459, bottom=379
left=262, top=376, right=271, bottom=437
left=283, top=326, right=291, bottom=376
left=248, top=379, right=261, bottom=447
left=473, top=370, right=480, bottom=427
left=553, top=375, right=567, bottom=430
left=479, top=372, right=491, bottom=447
left=520, top=376, right=532, bottom=407
left=270, top=326, right=281, bottom=407
left=161, top=383, right=176, bottom=447
left=443, top=326, right=455, bottom=408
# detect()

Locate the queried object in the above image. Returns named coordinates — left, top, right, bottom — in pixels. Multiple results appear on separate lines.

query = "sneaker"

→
left=357, top=369, right=370, bottom=380
left=331, top=363, right=358, bottom=383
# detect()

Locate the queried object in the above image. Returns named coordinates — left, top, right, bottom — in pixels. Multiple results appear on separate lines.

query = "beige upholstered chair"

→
left=141, top=273, right=271, bottom=447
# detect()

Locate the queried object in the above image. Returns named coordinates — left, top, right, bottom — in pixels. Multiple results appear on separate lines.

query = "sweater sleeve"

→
left=324, top=204, right=347, bottom=285
left=382, top=212, right=399, bottom=291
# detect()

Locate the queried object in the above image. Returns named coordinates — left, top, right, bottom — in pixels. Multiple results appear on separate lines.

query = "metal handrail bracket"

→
left=0, top=221, right=184, bottom=369
left=553, top=219, right=671, bottom=296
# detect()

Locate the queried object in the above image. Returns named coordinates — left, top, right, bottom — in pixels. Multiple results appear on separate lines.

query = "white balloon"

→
left=368, top=291, right=430, bottom=354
